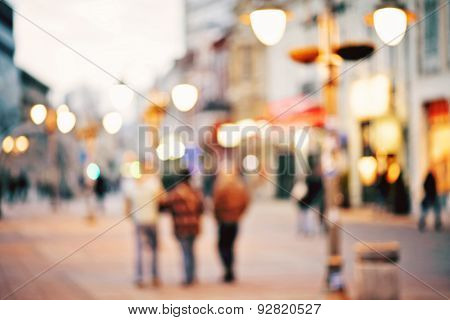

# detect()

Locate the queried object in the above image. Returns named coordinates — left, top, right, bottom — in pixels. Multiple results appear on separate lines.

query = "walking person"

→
left=296, top=162, right=324, bottom=236
left=123, top=170, right=163, bottom=288
left=418, top=169, right=442, bottom=232
left=213, top=164, right=249, bottom=283
left=94, top=173, right=108, bottom=213
left=167, top=169, right=203, bottom=286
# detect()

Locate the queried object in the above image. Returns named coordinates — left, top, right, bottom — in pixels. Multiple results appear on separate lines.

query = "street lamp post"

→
left=289, top=0, right=375, bottom=295
left=365, top=0, right=416, bottom=47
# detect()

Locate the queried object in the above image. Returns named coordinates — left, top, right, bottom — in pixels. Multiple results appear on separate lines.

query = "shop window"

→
left=425, top=99, right=450, bottom=194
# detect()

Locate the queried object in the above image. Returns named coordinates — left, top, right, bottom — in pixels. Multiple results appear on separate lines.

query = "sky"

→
left=12, top=0, right=185, bottom=98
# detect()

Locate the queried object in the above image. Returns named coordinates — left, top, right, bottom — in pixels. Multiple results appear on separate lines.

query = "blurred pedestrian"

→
left=17, top=171, right=29, bottom=202
left=123, top=169, right=164, bottom=288
left=418, top=169, right=442, bottom=232
left=94, top=174, right=107, bottom=212
left=167, top=169, right=203, bottom=286
left=213, top=164, right=249, bottom=283
left=296, top=163, right=324, bottom=236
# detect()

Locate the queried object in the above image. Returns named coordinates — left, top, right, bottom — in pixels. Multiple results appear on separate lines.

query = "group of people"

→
left=122, top=163, right=249, bottom=287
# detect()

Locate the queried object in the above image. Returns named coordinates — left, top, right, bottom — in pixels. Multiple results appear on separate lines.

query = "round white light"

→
left=250, top=8, right=287, bottom=46
left=217, top=123, right=242, bottom=148
left=30, top=104, right=47, bottom=125
left=171, top=84, right=198, bottom=112
left=57, top=111, right=76, bottom=134
left=15, top=136, right=29, bottom=153
left=373, top=7, right=407, bottom=46
left=2, top=135, right=14, bottom=154
left=86, top=162, right=101, bottom=180
left=358, top=156, right=378, bottom=186
left=110, top=84, right=134, bottom=110
left=102, top=111, right=123, bottom=134
left=156, top=135, right=186, bottom=161
left=243, top=154, right=259, bottom=172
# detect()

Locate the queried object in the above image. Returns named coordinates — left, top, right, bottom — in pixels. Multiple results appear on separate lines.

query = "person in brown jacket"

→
left=213, top=164, right=250, bottom=282
left=167, top=169, right=203, bottom=285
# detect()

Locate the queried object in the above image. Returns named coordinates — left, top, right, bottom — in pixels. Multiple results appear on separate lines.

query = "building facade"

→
left=0, top=0, right=20, bottom=134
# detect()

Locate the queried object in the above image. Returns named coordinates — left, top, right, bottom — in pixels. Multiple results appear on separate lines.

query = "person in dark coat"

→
left=297, top=163, right=324, bottom=235
left=94, top=174, right=107, bottom=211
left=418, top=170, right=442, bottom=232
left=213, top=164, right=249, bottom=283
left=167, top=169, right=204, bottom=285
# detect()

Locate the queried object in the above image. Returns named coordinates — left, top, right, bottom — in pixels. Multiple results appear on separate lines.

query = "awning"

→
left=266, top=94, right=325, bottom=127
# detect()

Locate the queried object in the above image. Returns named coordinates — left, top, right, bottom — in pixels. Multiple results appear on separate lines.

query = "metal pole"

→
left=319, top=2, right=345, bottom=295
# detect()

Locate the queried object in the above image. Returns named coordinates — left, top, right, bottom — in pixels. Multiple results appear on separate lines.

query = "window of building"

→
left=420, top=0, right=440, bottom=73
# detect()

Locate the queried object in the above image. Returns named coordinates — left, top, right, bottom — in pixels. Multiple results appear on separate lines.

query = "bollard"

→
left=354, top=241, right=400, bottom=299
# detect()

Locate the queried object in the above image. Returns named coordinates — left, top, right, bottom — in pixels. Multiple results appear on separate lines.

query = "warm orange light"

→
left=387, top=162, right=401, bottom=184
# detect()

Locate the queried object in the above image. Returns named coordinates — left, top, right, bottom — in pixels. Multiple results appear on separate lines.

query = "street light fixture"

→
left=171, top=84, right=198, bottom=112
left=56, top=110, right=77, bottom=134
left=2, top=136, right=14, bottom=154
left=30, top=104, right=47, bottom=125
left=15, top=136, right=29, bottom=153
left=102, top=111, right=123, bottom=134
left=357, top=156, right=378, bottom=186
left=249, top=8, right=287, bottom=46
left=366, top=0, right=416, bottom=46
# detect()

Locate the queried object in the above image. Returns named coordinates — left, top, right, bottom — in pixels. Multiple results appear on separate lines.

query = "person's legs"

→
left=179, top=236, right=195, bottom=285
left=418, top=200, right=429, bottom=231
left=433, top=199, right=442, bottom=231
left=142, top=225, right=159, bottom=282
left=218, top=223, right=238, bottom=282
left=134, top=225, right=144, bottom=285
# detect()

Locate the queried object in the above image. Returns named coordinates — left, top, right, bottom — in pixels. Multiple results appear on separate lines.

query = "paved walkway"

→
left=0, top=196, right=449, bottom=299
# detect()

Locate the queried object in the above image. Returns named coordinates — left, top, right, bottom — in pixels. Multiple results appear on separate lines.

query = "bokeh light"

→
left=102, top=112, right=123, bottom=134
left=2, top=135, right=14, bottom=154
left=171, top=84, right=198, bottom=112
left=86, top=162, right=101, bottom=180
left=30, top=104, right=47, bottom=125
left=15, top=136, right=29, bottom=153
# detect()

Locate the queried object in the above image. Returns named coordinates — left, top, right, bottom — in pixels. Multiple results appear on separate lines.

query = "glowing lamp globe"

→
left=57, top=110, right=77, bottom=134
left=250, top=8, right=287, bottom=46
left=15, top=136, right=29, bottom=153
left=2, top=136, right=14, bottom=154
left=171, top=84, right=198, bottom=112
left=30, top=104, right=47, bottom=125
left=102, top=112, right=123, bottom=134
left=358, top=156, right=378, bottom=186
left=373, top=7, right=407, bottom=46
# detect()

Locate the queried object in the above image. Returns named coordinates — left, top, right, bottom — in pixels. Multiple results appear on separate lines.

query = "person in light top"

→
left=123, top=165, right=164, bottom=288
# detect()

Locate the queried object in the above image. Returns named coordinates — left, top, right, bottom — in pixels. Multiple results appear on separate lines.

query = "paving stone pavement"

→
left=0, top=196, right=449, bottom=299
